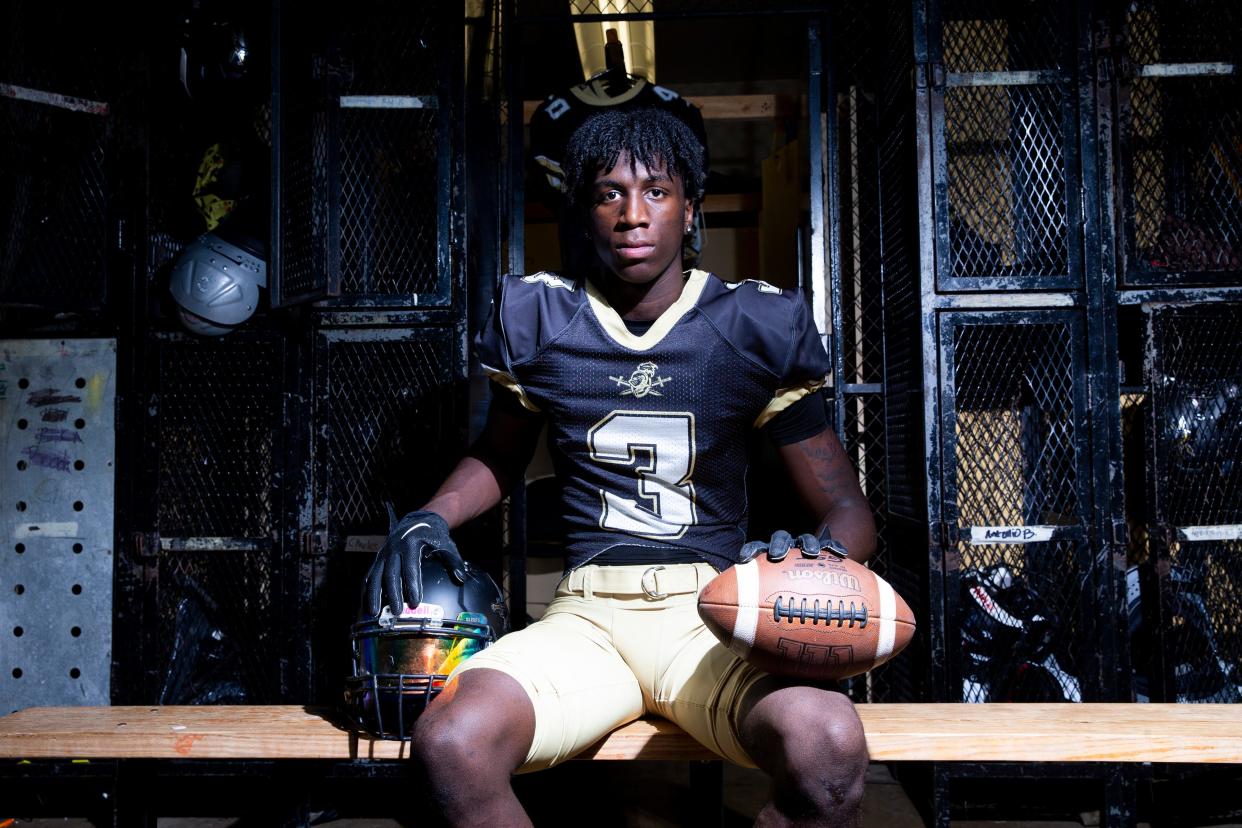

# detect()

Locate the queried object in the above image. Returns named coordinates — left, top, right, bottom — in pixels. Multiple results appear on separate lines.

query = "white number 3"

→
left=587, top=411, right=698, bottom=539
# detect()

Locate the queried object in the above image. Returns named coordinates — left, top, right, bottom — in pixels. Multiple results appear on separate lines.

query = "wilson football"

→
left=698, top=554, right=916, bottom=681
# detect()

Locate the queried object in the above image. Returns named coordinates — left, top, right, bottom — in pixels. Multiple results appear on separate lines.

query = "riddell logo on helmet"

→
left=782, top=569, right=861, bottom=591
left=399, top=602, right=445, bottom=622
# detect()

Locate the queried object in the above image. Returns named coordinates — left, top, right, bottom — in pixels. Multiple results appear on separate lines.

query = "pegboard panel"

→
left=0, top=339, right=115, bottom=712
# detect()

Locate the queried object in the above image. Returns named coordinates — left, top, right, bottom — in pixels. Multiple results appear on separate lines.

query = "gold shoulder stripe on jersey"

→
left=753, top=379, right=826, bottom=428
left=521, top=272, right=576, bottom=291
left=724, top=278, right=782, bottom=295
left=481, top=364, right=542, bottom=413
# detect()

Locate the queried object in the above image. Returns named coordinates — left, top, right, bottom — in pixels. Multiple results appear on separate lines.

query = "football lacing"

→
left=773, top=597, right=869, bottom=627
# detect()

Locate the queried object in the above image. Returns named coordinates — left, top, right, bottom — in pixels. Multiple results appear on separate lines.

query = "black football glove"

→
left=364, top=506, right=466, bottom=619
left=739, top=526, right=849, bottom=563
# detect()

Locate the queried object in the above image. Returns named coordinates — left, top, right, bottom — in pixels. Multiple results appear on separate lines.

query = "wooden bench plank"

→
left=0, top=706, right=715, bottom=762
left=1, top=704, right=1239, bottom=763
left=859, top=703, right=1242, bottom=763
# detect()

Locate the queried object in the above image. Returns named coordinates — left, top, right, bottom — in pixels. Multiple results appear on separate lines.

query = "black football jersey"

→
left=475, top=269, right=830, bottom=572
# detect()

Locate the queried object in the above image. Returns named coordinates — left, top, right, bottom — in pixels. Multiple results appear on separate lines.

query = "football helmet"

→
left=344, top=557, right=508, bottom=739
left=168, top=231, right=266, bottom=335
left=179, top=0, right=265, bottom=107
left=959, top=564, right=1081, bottom=702
left=168, top=198, right=268, bottom=336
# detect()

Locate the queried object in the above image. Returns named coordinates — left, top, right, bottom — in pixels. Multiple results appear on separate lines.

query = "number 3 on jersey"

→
left=587, top=411, right=697, bottom=539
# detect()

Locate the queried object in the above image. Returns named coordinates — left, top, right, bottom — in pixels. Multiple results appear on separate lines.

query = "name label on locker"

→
left=1176, top=525, right=1242, bottom=542
left=969, top=525, right=1057, bottom=545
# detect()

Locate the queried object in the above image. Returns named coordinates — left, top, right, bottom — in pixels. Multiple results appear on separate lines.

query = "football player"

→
left=365, top=107, right=876, bottom=826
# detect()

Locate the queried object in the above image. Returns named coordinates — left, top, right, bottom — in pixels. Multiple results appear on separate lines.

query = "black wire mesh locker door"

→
left=1115, top=0, right=1242, bottom=287
left=1143, top=304, right=1242, bottom=703
left=927, top=0, right=1086, bottom=292
left=937, top=312, right=1104, bottom=703
left=0, top=1, right=118, bottom=312
left=312, top=328, right=464, bottom=540
left=273, top=0, right=459, bottom=308
left=308, top=328, right=466, bottom=699
left=146, top=333, right=286, bottom=704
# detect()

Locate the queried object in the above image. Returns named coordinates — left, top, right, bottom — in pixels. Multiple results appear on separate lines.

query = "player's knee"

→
left=817, top=710, right=869, bottom=773
left=411, top=674, right=533, bottom=780
left=819, top=696, right=867, bottom=759
left=776, top=692, right=868, bottom=777
left=411, top=705, right=500, bottom=780
left=411, top=710, right=465, bottom=776
left=779, top=700, right=868, bottom=813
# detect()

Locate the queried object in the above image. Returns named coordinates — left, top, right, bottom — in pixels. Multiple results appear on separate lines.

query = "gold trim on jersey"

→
left=585, top=268, right=709, bottom=352
left=569, top=76, right=648, bottom=107
left=481, top=363, right=542, bottom=413
left=753, top=379, right=826, bottom=429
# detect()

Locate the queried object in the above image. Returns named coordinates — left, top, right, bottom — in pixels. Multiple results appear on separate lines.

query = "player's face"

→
left=586, top=152, right=694, bottom=286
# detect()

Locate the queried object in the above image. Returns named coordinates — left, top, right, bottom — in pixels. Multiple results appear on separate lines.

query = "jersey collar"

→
left=585, top=268, right=709, bottom=352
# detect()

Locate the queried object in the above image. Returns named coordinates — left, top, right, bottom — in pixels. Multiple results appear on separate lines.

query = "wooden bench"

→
left=1, top=704, right=1239, bottom=826
left=2, top=703, right=1239, bottom=762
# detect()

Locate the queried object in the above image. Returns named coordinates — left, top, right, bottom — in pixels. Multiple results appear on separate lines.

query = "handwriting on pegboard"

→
left=21, top=444, right=72, bottom=473
left=20, top=387, right=86, bottom=474
left=28, top=388, right=82, bottom=407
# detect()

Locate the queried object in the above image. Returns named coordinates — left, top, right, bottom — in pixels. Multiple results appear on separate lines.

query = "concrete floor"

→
left=11, top=762, right=1235, bottom=826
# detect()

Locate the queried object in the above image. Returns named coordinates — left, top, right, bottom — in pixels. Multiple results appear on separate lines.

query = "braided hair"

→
left=562, top=107, right=706, bottom=214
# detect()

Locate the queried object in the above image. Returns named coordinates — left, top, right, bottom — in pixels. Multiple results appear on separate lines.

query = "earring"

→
left=685, top=225, right=693, bottom=234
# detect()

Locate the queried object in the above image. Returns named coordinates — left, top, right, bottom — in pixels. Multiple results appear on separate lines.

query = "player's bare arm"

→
left=420, top=400, right=545, bottom=529
left=778, top=425, right=876, bottom=563
left=363, top=395, right=543, bottom=618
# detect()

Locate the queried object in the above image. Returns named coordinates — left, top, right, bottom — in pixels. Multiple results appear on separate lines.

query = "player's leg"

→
left=411, top=667, right=535, bottom=827
left=411, top=584, right=645, bottom=826
left=737, top=678, right=869, bottom=828
left=640, top=576, right=867, bottom=828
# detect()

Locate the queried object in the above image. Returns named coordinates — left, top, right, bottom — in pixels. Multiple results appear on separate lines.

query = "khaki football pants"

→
left=449, top=562, right=768, bottom=771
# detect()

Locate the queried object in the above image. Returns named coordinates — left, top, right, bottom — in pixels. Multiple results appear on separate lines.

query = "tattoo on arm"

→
left=795, top=433, right=855, bottom=500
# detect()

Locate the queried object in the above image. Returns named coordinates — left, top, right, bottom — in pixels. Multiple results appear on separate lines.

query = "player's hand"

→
left=364, top=508, right=465, bottom=619
left=739, top=527, right=849, bottom=563
left=740, top=529, right=820, bottom=563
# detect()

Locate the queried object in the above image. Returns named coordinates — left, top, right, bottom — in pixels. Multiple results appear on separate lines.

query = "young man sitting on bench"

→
left=363, top=107, right=877, bottom=827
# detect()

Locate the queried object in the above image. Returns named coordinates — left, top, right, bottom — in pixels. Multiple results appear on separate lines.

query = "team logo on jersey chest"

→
left=610, top=361, right=671, bottom=398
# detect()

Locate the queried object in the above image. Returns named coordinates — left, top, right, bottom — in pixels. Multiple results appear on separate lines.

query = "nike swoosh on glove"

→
left=364, top=507, right=466, bottom=619
left=738, top=527, right=849, bottom=563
